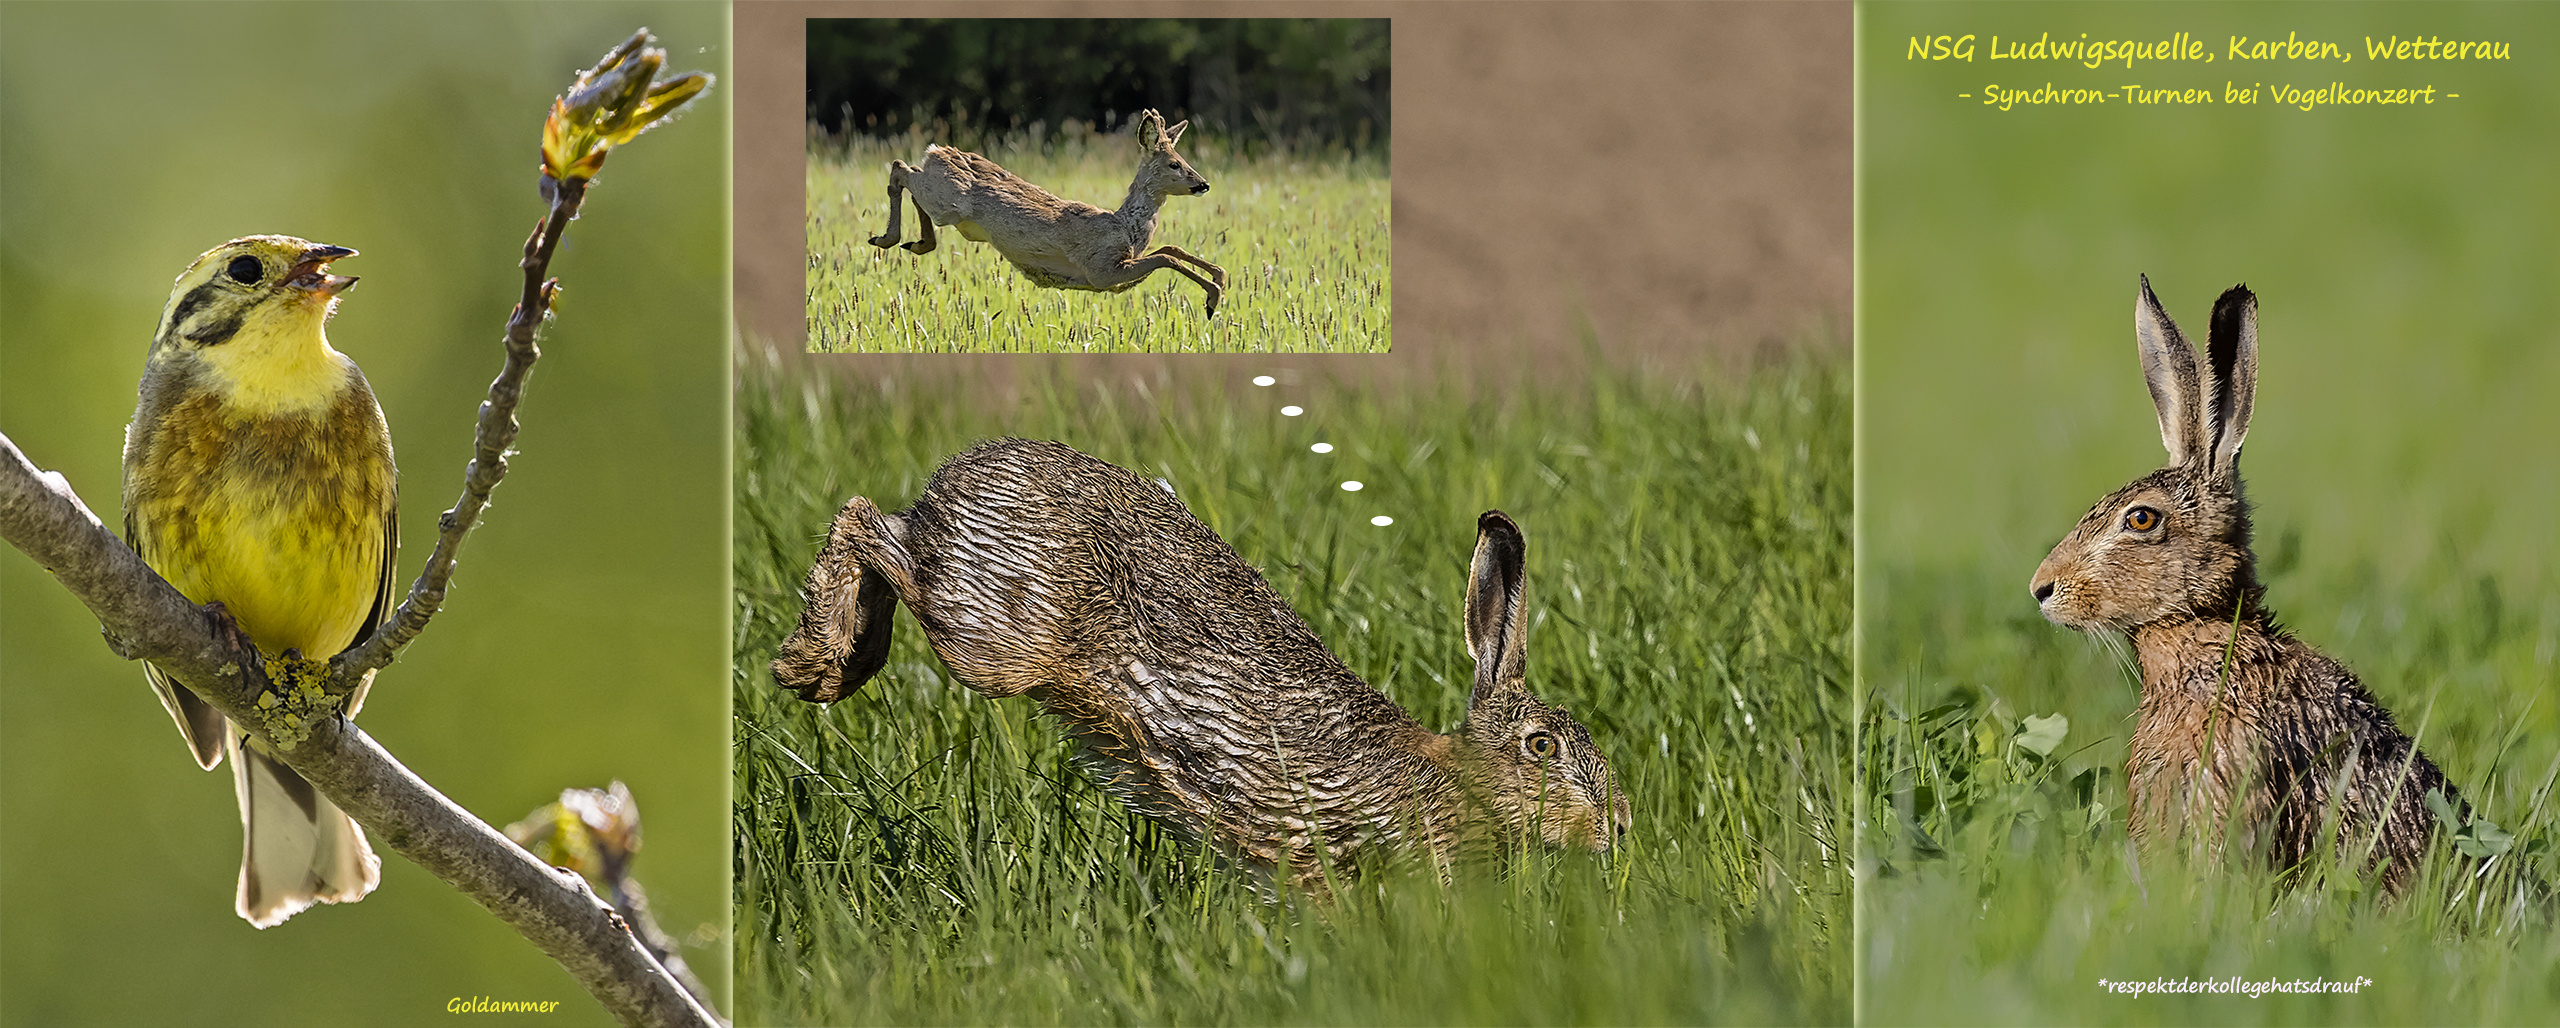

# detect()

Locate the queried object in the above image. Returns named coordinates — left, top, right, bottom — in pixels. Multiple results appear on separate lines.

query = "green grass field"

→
left=1864, top=558, right=2560, bottom=1025
left=732, top=344, right=1849, bottom=1024
left=1858, top=4, right=2560, bottom=1023
left=806, top=124, right=1388, bottom=354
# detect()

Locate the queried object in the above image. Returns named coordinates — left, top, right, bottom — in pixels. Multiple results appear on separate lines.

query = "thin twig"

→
left=609, top=875, right=716, bottom=1010
left=335, top=181, right=585, bottom=682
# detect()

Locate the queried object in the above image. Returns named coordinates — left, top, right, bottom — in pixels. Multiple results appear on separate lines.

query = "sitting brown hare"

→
left=772, top=439, right=1629, bottom=886
left=2030, top=277, right=2465, bottom=894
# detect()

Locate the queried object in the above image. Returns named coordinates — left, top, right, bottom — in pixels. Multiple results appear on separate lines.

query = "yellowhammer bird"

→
left=121, top=235, right=396, bottom=927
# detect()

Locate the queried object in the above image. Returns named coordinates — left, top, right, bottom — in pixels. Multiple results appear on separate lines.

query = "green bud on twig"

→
left=540, top=28, right=714, bottom=200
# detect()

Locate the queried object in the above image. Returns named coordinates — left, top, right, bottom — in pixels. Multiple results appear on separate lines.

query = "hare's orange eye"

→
left=2123, top=506, right=2161, bottom=532
left=1525, top=732, right=1559, bottom=759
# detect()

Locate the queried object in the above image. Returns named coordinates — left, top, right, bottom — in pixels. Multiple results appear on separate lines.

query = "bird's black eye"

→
left=2123, top=506, right=2161, bottom=532
left=225, top=255, right=263, bottom=285
left=1525, top=732, right=1559, bottom=760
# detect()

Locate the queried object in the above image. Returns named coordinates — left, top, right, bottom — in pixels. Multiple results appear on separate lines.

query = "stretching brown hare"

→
left=772, top=439, right=1628, bottom=886
left=2031, top=277, right=2467, bottom=894
left=869, top=109, right=1228, bottom=316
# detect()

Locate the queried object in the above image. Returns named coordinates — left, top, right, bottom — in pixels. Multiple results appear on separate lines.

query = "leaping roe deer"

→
left=869, top=109, right=1229, bottom=317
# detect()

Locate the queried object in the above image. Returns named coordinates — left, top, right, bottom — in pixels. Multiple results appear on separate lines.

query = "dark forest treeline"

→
left=808, top=19, right=1389, bottom=154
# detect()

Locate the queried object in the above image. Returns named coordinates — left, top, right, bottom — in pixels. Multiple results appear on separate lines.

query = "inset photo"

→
left=804, top=18, right=1390, bottom=354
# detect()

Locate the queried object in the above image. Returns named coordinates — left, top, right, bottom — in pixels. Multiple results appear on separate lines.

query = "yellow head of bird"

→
left=152, top=235, right=358, bottom=354
left=146, top=236, right=361, bottom=414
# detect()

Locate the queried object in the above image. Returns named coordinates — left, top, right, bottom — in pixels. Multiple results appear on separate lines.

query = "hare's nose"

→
left=2032, top=580, right=2056, bottom=604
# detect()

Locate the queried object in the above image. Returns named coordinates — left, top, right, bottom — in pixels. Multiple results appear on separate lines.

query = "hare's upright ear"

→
left=1466, top=510, right=1531, bottom=706
left=1138, top=109, right=1167, bottom=148
left=2135, top=275, right=2209, bottom=468
left=2202, top=284, right=2258, bottom=479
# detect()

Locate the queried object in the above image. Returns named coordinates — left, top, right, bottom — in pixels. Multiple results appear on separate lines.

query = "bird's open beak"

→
left=288, top=244, right=359, bottom=298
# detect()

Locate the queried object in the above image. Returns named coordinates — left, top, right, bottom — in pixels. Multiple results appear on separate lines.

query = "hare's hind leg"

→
left=869, top=160, right=917, bottom=250
left=772, top=496, right=907, bottom=703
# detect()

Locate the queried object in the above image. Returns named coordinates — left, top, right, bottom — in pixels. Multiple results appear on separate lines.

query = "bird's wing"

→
left=128, top=504, right=227, bottom=770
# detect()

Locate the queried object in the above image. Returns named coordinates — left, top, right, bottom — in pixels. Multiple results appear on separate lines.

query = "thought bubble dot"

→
left=1340, top=480, right=1363, bottom=492
left=1281, top=405, right=1304, bottom=417
left=1252, top=375, right=1276, bottom=387
left=1310, top=442, right=1333, bottom=454
left=1370, top=515, right=1394, bottom=527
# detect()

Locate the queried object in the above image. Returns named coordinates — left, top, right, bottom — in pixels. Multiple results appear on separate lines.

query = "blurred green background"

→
left=0, top=4, right=728, bottom=1024
left=1860, top=2, right=2560, bottom=1023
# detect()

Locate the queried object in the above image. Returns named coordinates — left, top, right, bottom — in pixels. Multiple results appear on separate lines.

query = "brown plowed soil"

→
left=734, top=1, right=1850, bottom=386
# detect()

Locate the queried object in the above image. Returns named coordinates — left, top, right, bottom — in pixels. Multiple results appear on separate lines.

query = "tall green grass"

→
left=807, top=123, right=1388, bottom=354
left=1863, top=558, right=2560, bottom=1026
left=733, top=345, right=1850, bottom=1024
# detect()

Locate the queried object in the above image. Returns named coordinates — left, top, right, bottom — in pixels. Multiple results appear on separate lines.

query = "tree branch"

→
left=506, top=783, right=718, bottom=1012
left=0, top=439, right=716, bottom=1026
left=0, top=28, right=717, bottom=1028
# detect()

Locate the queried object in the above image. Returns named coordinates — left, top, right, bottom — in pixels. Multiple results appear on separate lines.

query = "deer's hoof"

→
left=867, top=235, right=897, bottom=249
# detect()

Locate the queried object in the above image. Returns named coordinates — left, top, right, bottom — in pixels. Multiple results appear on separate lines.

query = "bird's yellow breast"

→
left=126, top=378, right=394, bottom=658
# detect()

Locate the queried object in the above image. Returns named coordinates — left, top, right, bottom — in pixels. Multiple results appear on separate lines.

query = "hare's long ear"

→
left=1466, top=511, right=1531, bottom=706
left=2135, top=275, right=2209, bottom=468
left=2203, top=284, right=2258, bottom=480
